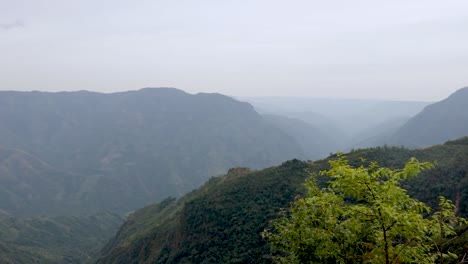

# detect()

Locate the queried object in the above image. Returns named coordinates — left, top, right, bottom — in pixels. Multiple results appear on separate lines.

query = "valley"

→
left=2, top=1, right=467, bottom=262
left=0, top=86, right=467, bottom=263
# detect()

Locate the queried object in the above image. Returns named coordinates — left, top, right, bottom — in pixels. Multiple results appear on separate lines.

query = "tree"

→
left=263, top=155, right=466, bottom=264
left=431, top=196, right=468, bottom=264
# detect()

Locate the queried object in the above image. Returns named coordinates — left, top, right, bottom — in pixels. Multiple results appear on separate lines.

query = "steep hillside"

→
left=390, top=87, right=468, bottom=147
left=0, top=88, right=304, bottom=215
left=94, top=138, right=468, bottom=263
left=94, top=161, right=309, bottom=264
left=0, top=213, right=122, bottom=264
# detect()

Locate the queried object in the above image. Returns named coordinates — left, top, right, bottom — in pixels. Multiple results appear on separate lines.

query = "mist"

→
left=1, top=0, right=468, bottom=100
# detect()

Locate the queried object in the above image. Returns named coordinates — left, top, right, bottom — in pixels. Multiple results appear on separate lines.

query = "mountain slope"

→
left=94, top=138, right=468, bottom=263
left=0, top=146, right=82, bottom=216
left=262, top=114, right=342, bottom=159
left=0, top=88, right=304, bottom=215
left=0, top=213, right=123, bottom=264
left=390, top=87, right=468, bottom=147
left=94, top=161, right=308, bottom=264
left=348, top=116, right=410, bottom=149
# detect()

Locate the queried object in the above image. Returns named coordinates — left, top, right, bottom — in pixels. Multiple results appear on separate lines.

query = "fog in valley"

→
left=1, top=1, right=468, bottom=263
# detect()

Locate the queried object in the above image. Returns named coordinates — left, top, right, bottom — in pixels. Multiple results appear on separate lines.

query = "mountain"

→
left=262, top=114, right=342, bottom=160
left=0, top=146, right=81, bottom=216
left=0, top=88, right=304, bottom=216
left=94, top=161, right=309, bottom=264
left=94, top=138, right=468, bottom=263
left=389, top=87, right=468, bottom=147
left=348, top=116, right=410, bottom=149
left=239, top=96, right=430, bottom=142
left=0, top=213, right=122, bottom=264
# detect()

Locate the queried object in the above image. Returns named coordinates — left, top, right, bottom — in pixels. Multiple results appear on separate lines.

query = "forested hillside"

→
left=0, top=213, right=122, bottom=264
left=94, top=161, right=309, bottom=264
left=0, top=88, right=304, bottom=216
left=94, top=137, right=468, bottom=263
left=2, top=87, right=467, bottom=263
left=2, top=0, right=466, bottom=262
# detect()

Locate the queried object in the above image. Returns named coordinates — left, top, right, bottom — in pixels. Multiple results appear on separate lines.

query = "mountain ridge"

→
left=0, top=87, right=305, bottom=216
left=389, top=86, right=468, bottom=147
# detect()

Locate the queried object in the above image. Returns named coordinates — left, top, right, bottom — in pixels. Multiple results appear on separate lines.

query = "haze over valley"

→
left=1, top=0, right=468, bottom=263
left=0, top=86, right=467, bottom=263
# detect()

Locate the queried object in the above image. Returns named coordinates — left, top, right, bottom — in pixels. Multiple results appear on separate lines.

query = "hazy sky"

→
left=1, top=0, right=467, bottom=100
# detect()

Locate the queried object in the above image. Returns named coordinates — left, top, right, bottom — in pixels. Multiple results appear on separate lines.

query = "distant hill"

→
left=389, top=87, right=468, bottom=147
left=94, top=138, right=468, bottom=263
left=240, top=96, right=430, bottom=143
left=348, top=116, right=410, bottom=150
left=0, top=213, right=122, bottom=264
left=0, top=88, right=304, bottom=216
left=262, top=114, right=342, bottom=159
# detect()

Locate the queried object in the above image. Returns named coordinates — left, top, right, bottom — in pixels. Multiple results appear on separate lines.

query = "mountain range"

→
left=1, top=86, right=467, bottom=263
left=241, top=95, right=432, bottom=147
left=244, top=87, right=468, bottom=151
left=2, top=86, right=467, bottom=217
left=0, top=88, right=305, bottom=216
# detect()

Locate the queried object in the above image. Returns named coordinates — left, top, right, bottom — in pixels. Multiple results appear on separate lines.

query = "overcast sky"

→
left=1, top=0, right=467, bottom=100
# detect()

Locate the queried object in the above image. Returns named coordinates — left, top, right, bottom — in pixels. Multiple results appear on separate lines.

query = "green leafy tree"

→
left=431, top=196, right=468, bottom=264
left=263, top=155, right=466, bottom=264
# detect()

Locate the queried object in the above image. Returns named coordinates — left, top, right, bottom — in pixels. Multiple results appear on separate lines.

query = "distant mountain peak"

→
left=137, top=87, right=188, bottom=94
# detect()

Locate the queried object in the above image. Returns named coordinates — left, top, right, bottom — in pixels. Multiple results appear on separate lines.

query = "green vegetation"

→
left=0, top=213, right=123, bottom=264
left=94, top=138, right=468, bottom=263
left=2, top=87, right=467, bottom=262
left=95, top=161, right=309, bottom=264
left=263, top=156, right=467, bottom=263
